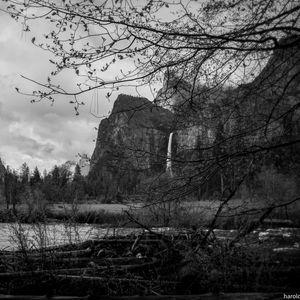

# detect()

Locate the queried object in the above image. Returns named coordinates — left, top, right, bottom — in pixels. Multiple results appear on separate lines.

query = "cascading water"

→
left=166, top=132, right=173, bottom=177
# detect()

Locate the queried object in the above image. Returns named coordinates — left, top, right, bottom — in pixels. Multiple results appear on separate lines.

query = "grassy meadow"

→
left=1, top=198, right=299, bottom=228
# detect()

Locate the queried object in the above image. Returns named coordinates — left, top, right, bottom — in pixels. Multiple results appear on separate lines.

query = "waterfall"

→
left=166, top=132, right=173, bottom=177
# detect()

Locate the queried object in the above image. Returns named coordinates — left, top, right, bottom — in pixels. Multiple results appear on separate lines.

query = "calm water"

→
left=0, top=223, right=299, bottom=251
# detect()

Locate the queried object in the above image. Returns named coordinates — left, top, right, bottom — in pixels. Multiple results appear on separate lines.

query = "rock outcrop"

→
left=78, top=154, right=90, bottom=176
left=157, top=35, right=300, bottom=159
left=89, top=94, right=173, bottom=195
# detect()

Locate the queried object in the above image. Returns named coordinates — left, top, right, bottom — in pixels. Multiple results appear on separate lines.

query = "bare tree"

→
left=1, top=0, right=298, bottom=99
left=2, top=0, right=300, bottom=231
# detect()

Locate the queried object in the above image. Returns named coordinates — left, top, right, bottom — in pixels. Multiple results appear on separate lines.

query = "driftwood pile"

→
left=0, top=231, right=188, bottom=297
left=0, top=229, right=299, bottom=299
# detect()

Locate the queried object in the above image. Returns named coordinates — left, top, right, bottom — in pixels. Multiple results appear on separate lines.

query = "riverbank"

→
left=0, top=227, right=299, bottom=297
left=0, top=203, right=129, bottom=225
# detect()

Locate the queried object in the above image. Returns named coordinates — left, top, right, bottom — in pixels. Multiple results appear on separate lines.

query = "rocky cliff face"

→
left=89, top=94, right=173, bottom=194
left=234, top=35, right=300, bottom=141
left=157, top=35, right=300, bottom=159
left=89, top=36, right=300, bottom=197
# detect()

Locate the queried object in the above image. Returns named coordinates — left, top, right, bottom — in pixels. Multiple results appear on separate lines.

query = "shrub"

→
left=256, top=165, right=298, bottom=206
left=20, top=187, right=49, bottom=222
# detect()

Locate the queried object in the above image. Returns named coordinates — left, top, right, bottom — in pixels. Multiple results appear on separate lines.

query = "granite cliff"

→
left=156, top=35, right=300, bottom=163
left=89, top=36, right=300, bottom=198
left=89, top=94, right=173, bottom=196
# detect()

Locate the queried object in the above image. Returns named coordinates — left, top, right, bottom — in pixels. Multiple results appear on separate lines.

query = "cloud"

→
left=8, top=133, right=55, bottom=158
left=0, top=9, right=99, bottom=171
left=0, top=101, right=19, bottom=123
left=0, top=7, right=157, bottom=173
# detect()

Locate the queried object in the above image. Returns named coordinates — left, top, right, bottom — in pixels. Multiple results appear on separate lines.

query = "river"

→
left=0, top=223, right=300, bottom=251
left=0, top=223, right=144, bottom=250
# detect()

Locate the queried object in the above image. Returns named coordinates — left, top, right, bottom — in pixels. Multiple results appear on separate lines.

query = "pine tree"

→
left=20, top=162, right=30, bottom=184
left=30, top=166, right=41, bottom=186
left=51, top=165, right=60, bottom=186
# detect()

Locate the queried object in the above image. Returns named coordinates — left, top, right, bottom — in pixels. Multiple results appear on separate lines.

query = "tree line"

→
left=1, top=0, right=299, bottom=228
left=3, top=162, right=87, bottom=212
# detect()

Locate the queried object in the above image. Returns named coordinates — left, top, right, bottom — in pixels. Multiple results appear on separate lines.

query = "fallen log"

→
left=88, top=293, right=285, bottom=300
left=115, top=258, right=159, bottom=271
left=24, top=256, right=154, bottom=266
left=56, top=274, right=178, bottom=285
left=29, top=248, right=92, bottom=258
left=0, top=248, right=93, bottom=260
left=0, top=257, right=160, bottom=280
left=0, top=295, right=89, bottom=300
left=8, top=240, right=94, bottom=254
left=92, top=238, right=165, bottom=244
left=0, top=268, right=90, bottom=279
left=0, top=293, right=284, bottom=300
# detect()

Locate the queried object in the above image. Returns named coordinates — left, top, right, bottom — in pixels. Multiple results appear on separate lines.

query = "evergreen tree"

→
left=51, top=165, right=60, bottom=186
left=20, top=162, right=30, bottom=184
left=73, top=164, right=82, bottom=182
left=42, top=169, right=48, bottom=181
left=72, top=164, right=86, bottom=200
left=59, top=166, right=71, bottom=187
left=30, top=166, right=41, bottom=186
left=4, top=166, right=20, bottom=212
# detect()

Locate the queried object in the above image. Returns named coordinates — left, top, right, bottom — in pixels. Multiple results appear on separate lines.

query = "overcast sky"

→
left=0, top=6, right=155, bottom=173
